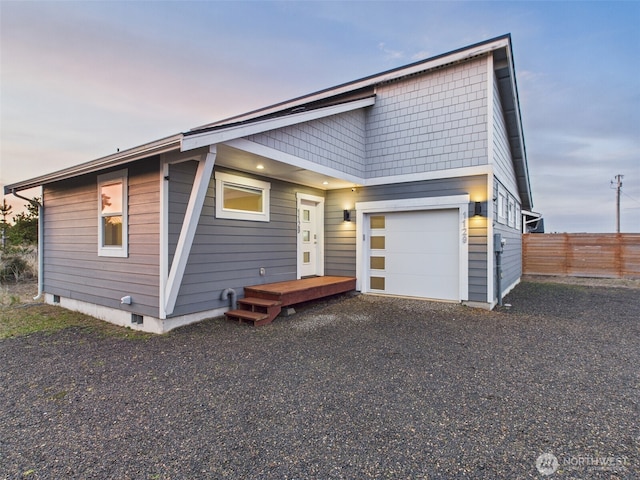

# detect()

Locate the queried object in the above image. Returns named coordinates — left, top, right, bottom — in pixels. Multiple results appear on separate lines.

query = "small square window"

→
left=215, top=172, right=270, bottom=222
left=370, top=215, right=386, bottom=229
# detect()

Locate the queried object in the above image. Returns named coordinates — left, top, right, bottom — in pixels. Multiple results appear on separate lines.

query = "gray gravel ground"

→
left=1, top=280, right=638, bottom=479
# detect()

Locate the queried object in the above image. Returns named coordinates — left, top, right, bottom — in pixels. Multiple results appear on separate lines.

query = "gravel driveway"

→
left=1, top=279, right=638, bottom=479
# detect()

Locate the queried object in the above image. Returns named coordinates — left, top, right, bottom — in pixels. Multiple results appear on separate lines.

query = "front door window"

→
left=300, top=202, right=317, bottom=277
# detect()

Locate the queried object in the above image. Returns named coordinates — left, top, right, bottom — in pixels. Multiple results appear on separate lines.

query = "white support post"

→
left=163, top=145, right=216, bottom=316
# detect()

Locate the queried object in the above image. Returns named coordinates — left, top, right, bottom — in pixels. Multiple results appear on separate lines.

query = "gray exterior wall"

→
left=169, top=165, right=323, bottom=317
left=493, top=222, right=522, bottom=301
left=43, top=158, right=161, bottom=317
left=491, top=71, right=523, bottom=300
left=246, top=56, right=489, bottom=182
left=365, top=56, right=489, bottom=178
left=247, top=108, right=367, bottom=178
left=325, top=175, right=489, bottom=302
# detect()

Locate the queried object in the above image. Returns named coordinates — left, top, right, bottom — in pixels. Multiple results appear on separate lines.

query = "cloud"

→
left=378, top=42, right=405, bottom=61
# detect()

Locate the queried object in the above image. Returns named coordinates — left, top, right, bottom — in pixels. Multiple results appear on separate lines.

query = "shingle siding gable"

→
left=247, top=108, right=367, bottom=178
left=365, top=56, right=489, bottom=178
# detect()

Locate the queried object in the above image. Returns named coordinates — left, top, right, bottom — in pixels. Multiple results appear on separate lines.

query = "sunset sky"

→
left=1, top=1, right=639, bottom=232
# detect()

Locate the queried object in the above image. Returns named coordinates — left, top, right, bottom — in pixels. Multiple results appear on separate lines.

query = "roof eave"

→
left=494, top=38, right=533, bottom=210
left=182, top=96, right=376, bottom=152
left=3, top=134, right=182, bottom=194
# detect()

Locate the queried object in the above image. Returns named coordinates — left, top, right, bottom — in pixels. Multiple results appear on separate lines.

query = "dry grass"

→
left=0, top=281, right=150, bottom=339
left=523, top=274, right=640, bottom=289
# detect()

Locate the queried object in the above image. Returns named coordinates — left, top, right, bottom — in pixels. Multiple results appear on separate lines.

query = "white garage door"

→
left=367, top=209, right=460, bottom=300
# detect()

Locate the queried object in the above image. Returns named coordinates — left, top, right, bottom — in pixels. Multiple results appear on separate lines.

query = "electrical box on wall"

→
left=494, top=233, right=505, bottom=253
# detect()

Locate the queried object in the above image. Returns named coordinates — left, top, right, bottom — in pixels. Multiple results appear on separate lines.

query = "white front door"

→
left=297, top=194, right=324, bottom=278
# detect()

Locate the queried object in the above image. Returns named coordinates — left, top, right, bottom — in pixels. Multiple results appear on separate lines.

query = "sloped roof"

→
left=5, top=33, right=531, bottom=209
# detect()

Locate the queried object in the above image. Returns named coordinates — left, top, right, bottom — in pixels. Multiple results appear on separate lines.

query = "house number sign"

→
left=461, top=210, right=468, bottom=244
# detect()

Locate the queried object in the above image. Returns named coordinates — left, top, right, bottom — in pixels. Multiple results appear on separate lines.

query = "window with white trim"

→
left=497, top=188, right=508, bottom=225
left=98, top=169, right=128, bottom=257
left=508, top=197, right=515, bottom=228
left=215, top=172, right=270, bottom=222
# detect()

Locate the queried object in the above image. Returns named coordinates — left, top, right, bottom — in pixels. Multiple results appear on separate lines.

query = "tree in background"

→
left=1, top=199, right=13, bottom=249
left=1, top=198, right=39, bottom=282
left=0, top=199, right=12, bottom=224
left=6, top=198, right=40, bottom=246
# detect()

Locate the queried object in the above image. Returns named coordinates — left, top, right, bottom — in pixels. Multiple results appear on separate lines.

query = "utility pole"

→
left=611, top=174, right=623, bottom=233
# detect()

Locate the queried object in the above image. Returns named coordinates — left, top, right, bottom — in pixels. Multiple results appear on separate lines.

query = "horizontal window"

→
left=215, top=172, right=270, bottom=222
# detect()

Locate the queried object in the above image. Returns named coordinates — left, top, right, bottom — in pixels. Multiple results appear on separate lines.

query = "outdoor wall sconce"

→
left=343, top=209, right=351, bottom=222
left=474, top=201, right=483, bottom=217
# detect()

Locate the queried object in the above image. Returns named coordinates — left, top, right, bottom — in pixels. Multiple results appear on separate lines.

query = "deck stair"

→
left=224, top=276, right=356, bottom=326
left=224, top=297, right=282, bottom=327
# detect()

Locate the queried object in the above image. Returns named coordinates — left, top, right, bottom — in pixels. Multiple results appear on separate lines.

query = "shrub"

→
left=0, top=248, right=36, bottom=283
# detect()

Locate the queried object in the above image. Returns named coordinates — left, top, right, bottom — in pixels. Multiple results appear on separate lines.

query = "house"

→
left=4, top=34, right=533, bottom=333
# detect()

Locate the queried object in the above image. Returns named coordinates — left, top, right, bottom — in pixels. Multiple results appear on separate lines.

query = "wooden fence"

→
left=523, top=233, right=640, bottom=279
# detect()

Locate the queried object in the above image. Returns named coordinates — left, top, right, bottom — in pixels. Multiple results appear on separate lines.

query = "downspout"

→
left=11, top=189, right=44, bottom=301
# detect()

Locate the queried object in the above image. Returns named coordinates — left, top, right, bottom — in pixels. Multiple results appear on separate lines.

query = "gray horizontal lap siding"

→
left=325, top=175, right=488, bottom=302
left=493, top=223, right=522, bottom=300
left=169, top=166, right=323, bottom=317
left=43, top=158, right=161, bottom=317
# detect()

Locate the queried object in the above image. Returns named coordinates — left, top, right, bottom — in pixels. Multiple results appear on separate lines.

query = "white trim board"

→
left=159, top=147, right=210, bottom=318
left=223, top=138, right=492, bottom=190
left=163, top=146, right=216, bottom=317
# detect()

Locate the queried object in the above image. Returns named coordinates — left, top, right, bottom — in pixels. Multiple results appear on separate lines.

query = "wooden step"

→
left=238, top=297, right=282, bottom=309
left=225, top=309, right=269, bottom=324
left=225, top=297, right=283, bottom=326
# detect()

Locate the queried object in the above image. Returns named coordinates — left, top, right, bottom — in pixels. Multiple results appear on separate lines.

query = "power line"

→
left=621, top=190, right=640, bottom=206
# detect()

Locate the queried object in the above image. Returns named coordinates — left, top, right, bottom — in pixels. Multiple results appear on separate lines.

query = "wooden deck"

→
left=244, top=276, right=357, bottom=306
left=224, top=276, right=356, bottom=326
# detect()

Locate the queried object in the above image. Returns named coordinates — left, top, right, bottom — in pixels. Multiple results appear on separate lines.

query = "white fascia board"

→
left=181, top=97, right=375, bottom=152
left=163, top=146, right=217, bottom=316
left=363, top=165, right=493, bottom=187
